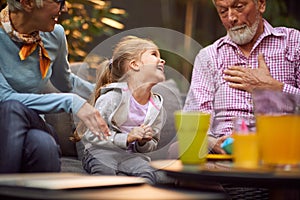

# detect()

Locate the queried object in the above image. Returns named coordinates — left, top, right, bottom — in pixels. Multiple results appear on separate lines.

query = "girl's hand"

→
left=127, top=125, right=153, bottom=146
left=127, top=126, right=144, bottom=144
left=138, top=125, right=153, bottom=146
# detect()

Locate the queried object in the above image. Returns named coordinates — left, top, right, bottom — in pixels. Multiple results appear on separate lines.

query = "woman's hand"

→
left=76, top=102, right=110, bottom=140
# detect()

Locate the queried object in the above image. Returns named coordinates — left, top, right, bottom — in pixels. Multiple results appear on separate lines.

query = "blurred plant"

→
left=0, top=0, right=127, bottom=62
left=0, top=0, right=6, bottom=10
left=264, top=0, right=299, bottom=29
left=60, top=0, right=127, bottom=62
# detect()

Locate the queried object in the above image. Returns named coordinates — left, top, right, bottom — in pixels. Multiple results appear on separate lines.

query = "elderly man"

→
left=184, top=0, right=300, bottom=154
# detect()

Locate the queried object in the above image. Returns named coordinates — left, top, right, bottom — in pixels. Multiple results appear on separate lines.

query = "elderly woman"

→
left=0, top=0, right=109, bottom=173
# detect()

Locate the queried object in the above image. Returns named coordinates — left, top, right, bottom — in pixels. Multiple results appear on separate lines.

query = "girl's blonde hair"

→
left=71, top=35, right=158, bottom=142
left=89, top=35, right=158, bottom=106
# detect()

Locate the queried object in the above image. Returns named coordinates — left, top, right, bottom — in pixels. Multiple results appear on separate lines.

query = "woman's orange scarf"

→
left=0, top=6, right=51, bottom=79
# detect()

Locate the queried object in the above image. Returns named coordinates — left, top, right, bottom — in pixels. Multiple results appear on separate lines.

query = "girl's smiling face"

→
left=137, top=48, right=166, bottom=84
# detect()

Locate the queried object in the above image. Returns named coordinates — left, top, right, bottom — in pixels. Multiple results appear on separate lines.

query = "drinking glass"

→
left=174, top=111, right=210, bottom=164
left=253, top=90, right=300, bottom=169
left=232, top=117, right=259, bottom=169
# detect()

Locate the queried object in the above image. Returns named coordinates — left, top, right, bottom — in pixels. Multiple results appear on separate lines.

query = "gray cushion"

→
left=45, top=112, right=77, bottom=157
left=60, top=157, right=86, bottom=173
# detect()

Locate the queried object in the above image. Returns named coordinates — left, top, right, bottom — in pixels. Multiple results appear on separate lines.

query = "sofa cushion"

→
left=44, top=112, right=77, bottom=157
left=60, top=157, right=86, bottom=173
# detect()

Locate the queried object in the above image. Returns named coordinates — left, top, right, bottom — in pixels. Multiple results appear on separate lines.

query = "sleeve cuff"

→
left=113, top=133, right=128, bottom=149
left=72, top=94, right=87, bottom=114
left=283, top=84, right=300, bottom=95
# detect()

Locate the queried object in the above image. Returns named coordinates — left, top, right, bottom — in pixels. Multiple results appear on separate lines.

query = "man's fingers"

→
left=224, top=75, right=243, bottom=83
left=224, top=66, right=246, bottom=79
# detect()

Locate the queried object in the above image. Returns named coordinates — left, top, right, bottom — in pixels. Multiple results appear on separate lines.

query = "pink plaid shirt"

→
left=184, top=20, right=300, bottom=138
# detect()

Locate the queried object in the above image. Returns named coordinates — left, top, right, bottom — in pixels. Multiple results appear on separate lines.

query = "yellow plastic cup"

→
left=254, top=90, right=300, bottom=168
left=233, top=133, right=259, bottom=168
left=256, top=114, right=300, bottom=167
left=174, top=111, right=210, bottom=164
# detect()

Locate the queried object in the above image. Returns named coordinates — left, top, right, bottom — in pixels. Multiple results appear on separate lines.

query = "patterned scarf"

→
left=0, top=6, right=51, bottom=79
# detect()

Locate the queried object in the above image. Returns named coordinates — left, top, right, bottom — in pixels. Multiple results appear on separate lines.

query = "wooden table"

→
left=0, top=173, right=226, bottom=200
left=151, top=160, right=300, bottom=200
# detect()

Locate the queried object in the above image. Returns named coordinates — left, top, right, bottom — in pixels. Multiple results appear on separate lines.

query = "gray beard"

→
left=228, top=17, right=260, bottom=45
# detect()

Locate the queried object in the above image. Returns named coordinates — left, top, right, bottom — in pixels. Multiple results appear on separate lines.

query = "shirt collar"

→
left=216, top=19, right=286, bottom=50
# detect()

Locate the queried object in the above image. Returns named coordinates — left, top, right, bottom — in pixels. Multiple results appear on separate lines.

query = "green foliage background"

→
left=59, top=0, right=127, bottom=62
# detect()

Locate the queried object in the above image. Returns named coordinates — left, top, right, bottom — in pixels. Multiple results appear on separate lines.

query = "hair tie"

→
left=108, top=59, right=113, bottom=70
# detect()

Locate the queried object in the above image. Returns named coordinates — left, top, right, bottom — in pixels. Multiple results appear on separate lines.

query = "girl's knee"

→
left=82, top=154, right=116, bottom=175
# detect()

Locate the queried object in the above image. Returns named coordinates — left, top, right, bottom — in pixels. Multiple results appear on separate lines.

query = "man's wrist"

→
left=268, top=78, right=284, bottom=91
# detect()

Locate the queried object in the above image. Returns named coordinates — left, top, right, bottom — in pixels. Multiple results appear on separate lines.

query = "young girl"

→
left=79, top=36, right=166, bottom=184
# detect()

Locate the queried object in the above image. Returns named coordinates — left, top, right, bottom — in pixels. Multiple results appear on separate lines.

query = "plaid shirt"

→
left=184, top=20, right=300, bottom=138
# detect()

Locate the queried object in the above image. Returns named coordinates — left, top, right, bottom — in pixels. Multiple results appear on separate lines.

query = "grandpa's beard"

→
left=228, top=16, right=260, bottom=45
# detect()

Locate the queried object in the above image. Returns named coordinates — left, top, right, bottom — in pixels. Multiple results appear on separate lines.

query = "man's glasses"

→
left=54, top=0, right=66, bottom=11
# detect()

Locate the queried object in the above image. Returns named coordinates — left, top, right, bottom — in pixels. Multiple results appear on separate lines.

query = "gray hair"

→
left=212, top=0, right=258, bottom=5
left=7, top=0, right=44, bottom=11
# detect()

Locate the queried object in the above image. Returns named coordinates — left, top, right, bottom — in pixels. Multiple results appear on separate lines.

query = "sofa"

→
left=44, top=63, right=184, bottom=174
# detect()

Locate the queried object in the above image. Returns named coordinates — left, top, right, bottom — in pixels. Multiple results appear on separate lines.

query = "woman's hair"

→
left=7, top=0, right=44, bottom=11
left=71, top=35, right=158, bottom=142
